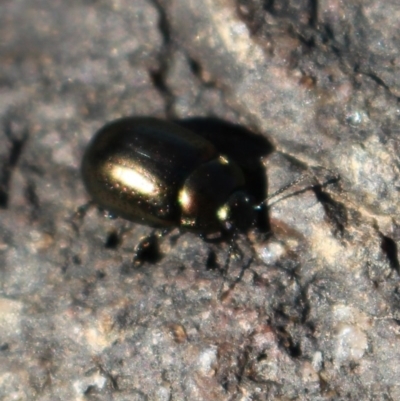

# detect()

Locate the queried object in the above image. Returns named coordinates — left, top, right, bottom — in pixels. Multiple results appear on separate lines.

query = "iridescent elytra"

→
left=81, top=117, right=257, bottom=235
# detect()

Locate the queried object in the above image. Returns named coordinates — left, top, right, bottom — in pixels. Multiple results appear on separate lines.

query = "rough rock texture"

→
left=1, top=0, right=400, bottom=400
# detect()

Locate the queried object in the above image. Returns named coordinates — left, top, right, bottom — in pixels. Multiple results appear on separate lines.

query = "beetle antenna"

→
left=255, top=166, right=340, bottom=209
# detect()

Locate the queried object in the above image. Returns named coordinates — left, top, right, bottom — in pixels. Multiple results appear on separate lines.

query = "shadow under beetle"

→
left=81, top=117, right=272, bottom=244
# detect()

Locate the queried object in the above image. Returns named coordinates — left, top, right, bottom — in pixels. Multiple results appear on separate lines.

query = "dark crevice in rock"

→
left=276, top=325, right=302, bottom=358
left=188, top=56, right=202, bottom=77
left=83, top=385, right=95, bottom=395
left=206, top=249, right=218, bottom=270
left=97, top=364, right=119, bottom=391
left=309, top=0, right=318, bottom=28
left=357, top=70, right=389, bottom=91
left=25, top=180, right=40, bottom=221
left=104, top=231, right=120, bottom=249
left=355, top=67, right=400, bottom=102
left=380, top=234, right=400, bottom=274
left=96, top=270, right=106, bottom=280
left=0, top=117, right=29, bottom=208
left=0, top=343, right=9, bottom=351
left=185, top=55, right=219, bottom=88
left=299, top=283, right=312, bottom=325
left=312, top=186, right=348, bottom=237
left=149, top=68, right=170, bottom=98
left=149, top=0, right=171, bottom=45
left=292, top=28, right=316, bottom=49
left=72, top=255, right=81, bottom=265
left=184, top=52, right=221, bottom=91
left=236, top=0, right=265, bottom=35
left=148, top=0, right=175, bottom=116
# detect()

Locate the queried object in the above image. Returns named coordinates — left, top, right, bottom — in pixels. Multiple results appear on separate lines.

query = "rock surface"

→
left=1, top=0, right=399, bottom=399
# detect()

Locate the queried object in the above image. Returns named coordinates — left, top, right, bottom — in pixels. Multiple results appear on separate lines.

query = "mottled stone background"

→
left=1, top=0, right=400, bottom=400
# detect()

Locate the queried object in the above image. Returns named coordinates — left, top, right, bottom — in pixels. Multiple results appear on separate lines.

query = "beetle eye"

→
left=218, top=191, right=255, bottom=232
left=217, top=204, right=229, bottom=222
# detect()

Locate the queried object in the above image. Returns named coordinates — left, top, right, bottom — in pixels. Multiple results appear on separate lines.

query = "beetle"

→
left=81, top=117, right=260, bottom=238
left=81, top=117, right=339, bottom=270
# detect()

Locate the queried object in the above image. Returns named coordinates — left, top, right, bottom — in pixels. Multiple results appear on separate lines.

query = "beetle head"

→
left=217, top=191, right=255, bottom=233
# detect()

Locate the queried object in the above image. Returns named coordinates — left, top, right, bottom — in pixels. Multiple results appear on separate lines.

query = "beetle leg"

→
left=220, top=255, right=254, bottom=302
left=221, top=230, right=243, bottom=277
left=132, top=227, right=179, bottom=267
left=70, top=201, right=95, bottom=233
left=132, top=229, right=161, bottom=267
